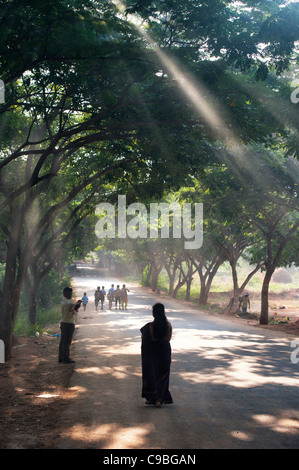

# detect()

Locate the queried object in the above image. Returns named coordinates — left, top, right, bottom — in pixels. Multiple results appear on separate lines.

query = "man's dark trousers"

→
left=59, top=322, right=75, bottom=363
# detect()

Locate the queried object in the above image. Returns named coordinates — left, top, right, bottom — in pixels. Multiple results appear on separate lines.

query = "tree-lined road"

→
left=54, top=265, right=299, bottom=449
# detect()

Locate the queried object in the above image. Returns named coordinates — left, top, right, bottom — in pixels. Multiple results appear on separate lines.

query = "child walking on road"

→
left=82, top=292, right=88, bottom=311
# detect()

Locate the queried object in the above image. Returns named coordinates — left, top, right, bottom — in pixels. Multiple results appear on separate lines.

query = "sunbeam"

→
left=111, top=0, right=294, bottom=191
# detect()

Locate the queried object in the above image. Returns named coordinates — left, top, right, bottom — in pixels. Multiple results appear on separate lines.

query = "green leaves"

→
left=125, top=0, right=298, bottom=76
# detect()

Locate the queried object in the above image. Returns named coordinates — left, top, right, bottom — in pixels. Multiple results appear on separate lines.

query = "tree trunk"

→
left=225, top=294, right=240, bottom=315
left=168, top=277, right=175, bottom=297
left=0, top=312, right=13, bottom=362
left=197, top=261, right=223, bottom=305
left=225, top=261, right=264, bottom=315
left=0, top=210, right=27, bottom=360
left=144, top=264, right=152, bottom=287
left=260, top=268, right=274, bottom=325
left=259, top=233, right=290, bottom=325
left=185, top=278, right=192, bottom=301
left=198, top=284, right=209, bottom=305
left=164, top=261, right=179, bottom=297
left=151, top=265, right=162, bottom=291
left=27, top=280, right=41, bottom=325
left=24, top=270, right=40, bottom=325
left=225, top=260, right=239, bottom=314
left=173, top=278, right=185, bottom=298
left=0, top=275, right=24, bottom=361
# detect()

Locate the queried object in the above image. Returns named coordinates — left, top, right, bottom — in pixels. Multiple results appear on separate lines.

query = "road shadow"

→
left=53, top=291, right=299, bottom=449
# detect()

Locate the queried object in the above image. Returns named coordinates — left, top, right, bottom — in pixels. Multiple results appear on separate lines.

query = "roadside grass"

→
left=14, top=305, right=61, bottom=337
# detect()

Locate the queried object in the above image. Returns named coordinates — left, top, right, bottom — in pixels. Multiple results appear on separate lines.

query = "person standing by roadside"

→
left=58, top=286, right=81, bottom=364
left=239, top=292, right=250, bottom=314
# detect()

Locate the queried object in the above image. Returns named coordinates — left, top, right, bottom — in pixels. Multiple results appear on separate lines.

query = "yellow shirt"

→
left=242, top=296, right=250, bottom=307
left=61, top=297, right=77, bottom=324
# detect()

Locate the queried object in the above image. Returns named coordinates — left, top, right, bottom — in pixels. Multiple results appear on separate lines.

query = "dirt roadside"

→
left=0, top=286, right=298, bottom=449
left=0, top=333, right=74, bottom=449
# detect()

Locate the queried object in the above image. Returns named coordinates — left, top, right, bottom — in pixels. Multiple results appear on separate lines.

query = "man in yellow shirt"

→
left=58, top=286, right=81, bottom=363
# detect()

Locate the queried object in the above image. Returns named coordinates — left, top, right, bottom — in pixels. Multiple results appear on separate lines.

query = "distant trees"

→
left=98, top=148, right=298, bottom=326
left=245, top=190, right=299, bottom=324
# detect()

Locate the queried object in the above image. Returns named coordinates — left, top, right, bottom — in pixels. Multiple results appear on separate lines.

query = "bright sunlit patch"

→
left=274, top=419, right=299, bottom=434
left=231, top=430, right=253, bottom=441
left=107, top=425, right=151, bottom=449
left=68, top=385, right=88, bottom=395
left=68, top=422, right=152, bottom=448
left=252, top=413, right=299, bottom=435
left=172, top=328, right=265, bottom=352
left=75, top=366, right=102, bottom=375
left=173, top=328, right=297, bottom=388
left=75, top=365, right=139, bottom=379
left=36, top=393, right=60, bottom=398
left=178, top=361, right=299, bottom=388
left=91, top=341, right=140, bottom=355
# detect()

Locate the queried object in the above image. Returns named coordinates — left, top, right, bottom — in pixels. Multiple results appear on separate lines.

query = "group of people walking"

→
left=58, top=285, right=173, bottom=408
left=94, top=284, right=130, bottom=311
left=77, top=284, right=130, bottom=311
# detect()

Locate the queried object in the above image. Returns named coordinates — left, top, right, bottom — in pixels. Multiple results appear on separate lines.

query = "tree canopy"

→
left=0, top=0, right=298, bottom=358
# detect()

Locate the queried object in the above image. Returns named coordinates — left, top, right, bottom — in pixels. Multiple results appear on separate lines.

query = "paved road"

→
left=54, top=264, right=299, bottom=449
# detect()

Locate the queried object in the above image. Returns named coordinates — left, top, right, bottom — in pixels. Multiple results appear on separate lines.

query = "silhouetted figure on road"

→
left=140, top=303, right=173, bottom=408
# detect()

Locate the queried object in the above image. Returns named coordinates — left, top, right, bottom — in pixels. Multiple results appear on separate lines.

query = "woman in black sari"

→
left=140, top=303, right=173, bottom=408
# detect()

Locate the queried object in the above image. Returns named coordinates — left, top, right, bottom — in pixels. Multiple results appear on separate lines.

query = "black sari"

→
left=140, top=321, right=173, bottom=405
